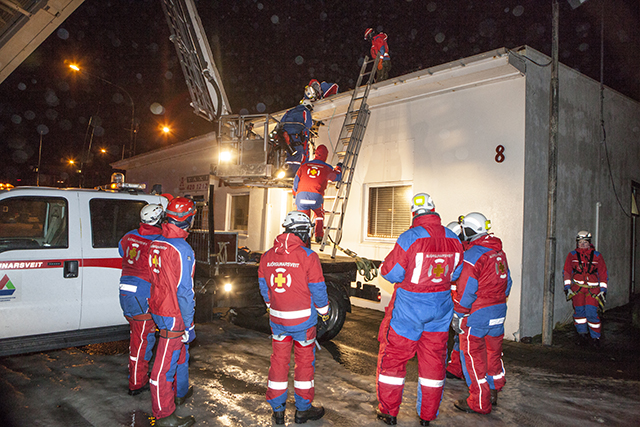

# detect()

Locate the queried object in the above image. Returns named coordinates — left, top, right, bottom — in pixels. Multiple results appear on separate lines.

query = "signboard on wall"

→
left=179, top=174, right=209, bottom=196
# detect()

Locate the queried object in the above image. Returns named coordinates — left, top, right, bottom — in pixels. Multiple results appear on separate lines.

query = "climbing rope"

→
left=328, top=238, right=378, bottom=282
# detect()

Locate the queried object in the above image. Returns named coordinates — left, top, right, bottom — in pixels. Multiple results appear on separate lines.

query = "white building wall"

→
left=313, top=76, right=527, bottom=340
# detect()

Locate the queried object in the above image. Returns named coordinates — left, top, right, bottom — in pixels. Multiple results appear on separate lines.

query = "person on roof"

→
left=118, top=203, right=164, bottom=396
left=375, top=193, right=464, bottom=426
left=563, top=230, right=608, bottom=347
left=148, top=197, right=197, bottom=427
left=365, top=27, right=391, bottom=81
left=258, top=211, right=329, bottom=425
left=452, top=212, right=512, bottom=415
left=303, top=79, right=339, bottom=102
left=292, top=144, right=342, bottom=243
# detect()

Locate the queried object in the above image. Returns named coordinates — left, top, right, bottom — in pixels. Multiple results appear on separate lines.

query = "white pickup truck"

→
left=0, top=183, right=167, bottom=356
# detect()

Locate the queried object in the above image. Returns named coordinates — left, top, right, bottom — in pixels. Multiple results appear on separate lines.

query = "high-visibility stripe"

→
left=268, top=380, right=288, bottom=390
left=149, top=379, right=158, bottom=386
left=294, top=380, right=314, bottom=389
left=418, top=377, right=444, bottom=388
left=564, top=279, right=572, bottom=285
left=119, top=284, right=137, bottom=292
left=270, top=308, right=311, bottom=319
left=574, top=318, right=587, bottom=324
left=296, top=339, right=315, bottom=347
left=378, top=374, right=404, bottom=386
left=492, top=371, right=505, bottom=380
left=588, top=322, right=601, bottom=329
left=130, top=355, right=138, bottom=361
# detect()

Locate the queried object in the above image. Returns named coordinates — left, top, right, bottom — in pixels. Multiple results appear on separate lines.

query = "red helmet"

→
left=314, top=144, right=328, bottom=162
left=364, top=28, right=373, bottom=40
left=165, top=197, right=196, bottom=227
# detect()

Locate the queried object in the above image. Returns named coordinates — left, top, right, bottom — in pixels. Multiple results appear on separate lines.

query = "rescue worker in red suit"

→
left=452, top=212, right=512, bottom=415
left=276, top=102, right=314, bottom=178
left=365, top=28, right=391, bottom=81
left=303, top=79, right=339, bottom=102
left=444, top=220, right=467, bottom=381
left=258, top=211, right=329, bottom=425
left=376, top=193, right=464, bottom=426
left=563, top=230, right=608, bottom=347
left=148, top=197, right=197, bottom=427
left=119, top=203, right=164, bottom=395
left=293, top=144, right=342, bottom=243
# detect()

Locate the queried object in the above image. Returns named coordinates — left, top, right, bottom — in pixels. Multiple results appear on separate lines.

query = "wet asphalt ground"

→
left=0, top=303, right=639, bottom=426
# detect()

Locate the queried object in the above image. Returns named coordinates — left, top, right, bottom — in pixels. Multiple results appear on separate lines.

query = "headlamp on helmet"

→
left=459, top=212, right=491, bottom=241
left=411, top=193, right=435, bottom=217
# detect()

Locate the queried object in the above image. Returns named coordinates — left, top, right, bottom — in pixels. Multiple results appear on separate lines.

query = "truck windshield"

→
left=0, top=196, right=68, bottom=253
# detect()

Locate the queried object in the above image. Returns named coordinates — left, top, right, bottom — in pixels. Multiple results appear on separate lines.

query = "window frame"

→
left=363, top=182, right=413, bottom=242
left=226, top=192, right=250, bottom=234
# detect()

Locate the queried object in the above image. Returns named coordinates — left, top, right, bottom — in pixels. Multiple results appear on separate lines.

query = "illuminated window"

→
left=229, top=194, right=249, bottom=232
left=367, top=185, right=412, bottom=239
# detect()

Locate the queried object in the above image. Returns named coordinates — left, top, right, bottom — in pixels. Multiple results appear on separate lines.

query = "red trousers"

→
left=377, top=327, right=448, bottom=421
left=459, top=321, right=506, bottom=414
left=266, top=327, right=317, bottom=411
left=299, top=207, right=325, bottom=239
left=126, top=314, right=156, bottom=391
left=446, top=334, right=463, bottom=378
left=150, top=329, right=187, bottom=419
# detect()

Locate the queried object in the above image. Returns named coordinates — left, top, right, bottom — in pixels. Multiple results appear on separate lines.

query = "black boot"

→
left=376, top=411, right=397, bottom=425
left=154, top=411, right=196, bottom=427
left=490, top=389, right=498, bottom=406
left=272, top=410, right=285, bottom=425
left=175, top=386, right=193, bottom=406
left=128, top=383, right=149, bottom=396
left=454, top=399, right=477, bottom=414
left=295, top=405, right=325, bottom=423
left=446, top=370, right=462, bottom=380
left=591, top=337, right=601, bottom=348
left=419, top=418, right=430, bottom=426
left=578, top=333, right=589, bottom=346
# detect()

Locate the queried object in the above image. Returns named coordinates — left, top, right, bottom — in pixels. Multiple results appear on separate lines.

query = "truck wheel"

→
left=318, top=283, right=348, bottom=343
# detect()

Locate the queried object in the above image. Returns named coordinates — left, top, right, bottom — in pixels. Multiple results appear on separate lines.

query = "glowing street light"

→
left=68, top=63, right=136, bottom=159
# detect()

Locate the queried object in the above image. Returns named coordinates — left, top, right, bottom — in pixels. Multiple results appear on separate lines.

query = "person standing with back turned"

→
left=148, top=197, right=197, bottom=427
left=376, top=193, right=463, bottom=426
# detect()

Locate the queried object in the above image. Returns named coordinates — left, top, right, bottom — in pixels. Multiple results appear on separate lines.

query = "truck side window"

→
left=89, top=199, right=147, bottom=248
left=0, top=197, right=68, bottom=252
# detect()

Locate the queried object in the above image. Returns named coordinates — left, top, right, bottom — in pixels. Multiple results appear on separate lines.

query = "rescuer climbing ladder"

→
left=319, top=55, right=380, bottom=258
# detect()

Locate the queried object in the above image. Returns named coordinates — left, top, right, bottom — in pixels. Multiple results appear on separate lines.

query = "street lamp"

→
left=69, top=63, right=136, bottom=160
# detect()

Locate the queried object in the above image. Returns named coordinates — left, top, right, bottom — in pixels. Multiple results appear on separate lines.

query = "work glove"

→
left=336, top=162, right=343, bottom=168
left=597, top=291, right=606, bottom=304
left=565, top=288, right=577, bottom=301
left=182, top=326, right=196, bottom=343
left=316, top=307, right=331, bottom=339
left=451, top=314, right=463, bottom=334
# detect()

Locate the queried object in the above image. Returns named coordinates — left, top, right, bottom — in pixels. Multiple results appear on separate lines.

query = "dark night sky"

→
left=0, top=0, right=638, bottom=186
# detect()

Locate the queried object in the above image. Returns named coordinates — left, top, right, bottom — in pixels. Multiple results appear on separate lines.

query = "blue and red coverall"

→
left=563, top=245, right=608, bottom=338
left=370, top=32, right=391, bottom=80
left=303, top=81, right=339, bottom=101
left=118, top=223, right=161, bottom=392
left=258, top=233, right=329, bottom=413
left=446, top=240, right=470, bottom=379
left=148, top=223, right=196, bottom=419
left=377, top=213, right=463, bottom=422
left=293, top=158, right=342, bottom=240
left=280, top=104, right=313, bottom=176
left=454, top=234, right=512, bottom=414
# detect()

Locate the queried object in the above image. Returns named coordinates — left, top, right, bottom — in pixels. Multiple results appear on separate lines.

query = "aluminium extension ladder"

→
left=319, top=55, right=380, bottom=258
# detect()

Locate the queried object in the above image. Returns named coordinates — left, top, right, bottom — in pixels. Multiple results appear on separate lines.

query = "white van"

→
left=0, top=185, right=167, bottom=356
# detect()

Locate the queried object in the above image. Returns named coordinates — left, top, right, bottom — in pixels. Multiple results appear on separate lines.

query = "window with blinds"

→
left=367, top=185, right=412, bottom=238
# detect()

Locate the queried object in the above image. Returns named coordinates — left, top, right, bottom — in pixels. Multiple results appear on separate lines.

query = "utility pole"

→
left=542, top=0, right=560, bottom=346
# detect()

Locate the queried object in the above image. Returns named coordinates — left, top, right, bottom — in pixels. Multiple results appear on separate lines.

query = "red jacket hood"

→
left=469, top=234, right=503, bottom=251
left=273, top=232, right=307, bottom=255
left=161, top=222, right=189, bottom=239
left=138, top=223, right=162, bottom=236
left=411, top=212, right=442, bottom=228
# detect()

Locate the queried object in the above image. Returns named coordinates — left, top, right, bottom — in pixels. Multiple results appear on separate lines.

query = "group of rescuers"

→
left=115, top=27, right=608, bottom=427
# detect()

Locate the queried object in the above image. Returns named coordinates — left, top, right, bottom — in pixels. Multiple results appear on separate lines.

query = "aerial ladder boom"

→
left=161, top=0, right=231, bottom=121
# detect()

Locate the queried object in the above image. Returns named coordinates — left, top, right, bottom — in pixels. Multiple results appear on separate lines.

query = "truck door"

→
left=78, top=194, right=148, bottom=329
left=0, top=193, right=82, bottom=338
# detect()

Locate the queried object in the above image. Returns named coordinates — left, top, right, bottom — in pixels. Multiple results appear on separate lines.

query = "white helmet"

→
left=411, top=193, right=435, bottom=216
left=576, top=230, right=592, bottom=242
left=282, top=211, right=312, bottom=242
left=459, top=212, right=491, bottom=241
left=300, top=98, right=314, bottom=111
left=305, top=85, right=317, bottom=101
left=446, top=221, right=463, bottom=240
left=140, top=203, right=164, bottom=226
